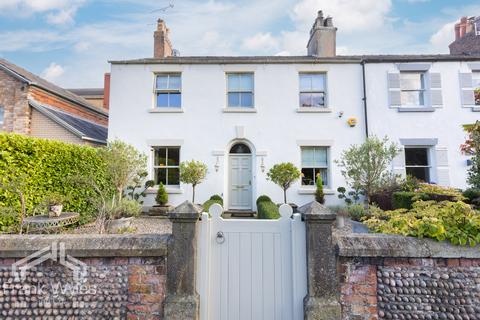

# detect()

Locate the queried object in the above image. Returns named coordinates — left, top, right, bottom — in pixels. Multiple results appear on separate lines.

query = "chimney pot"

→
left=154, top=19, right=173, bottom=58
left=307, top=10, right=337, bottom=57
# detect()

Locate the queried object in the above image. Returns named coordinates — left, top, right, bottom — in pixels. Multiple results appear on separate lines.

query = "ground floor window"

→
left=301, top=146, right=329, bottom=186
left=405, top=147, right=430, bottom=182
left=153, top=147, right=180, bottom=186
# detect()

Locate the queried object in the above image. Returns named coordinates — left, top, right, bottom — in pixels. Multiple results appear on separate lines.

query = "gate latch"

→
left=216, top=231, right=225, bottom=244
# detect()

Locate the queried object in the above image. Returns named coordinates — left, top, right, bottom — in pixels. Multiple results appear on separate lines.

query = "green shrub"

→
left=155, top=182, right=168, bottom=205
left=256, top=195, right=272, bottom=206
left=210, top=194, right=223, bottom=202
left=364, top=201, right=480, bottom=246
left=0, top=207, right=20, bottom=233
left=399, top=175, right=421, bottom=192
left=417, top=184, right=465, bottom=202
left=257, top=200, right=280, bottom=219
left=0, top=133, right=113, bottom=226
left=315, top=175, right=325, bottom=204
left=345, top=204, right=370, bottom=222
left=463, top=188, right=480, bottom=204
left=202, top=199, right=223, bottom=212
left=110, top=198, right=142, bottom=219
left=392, top=192, right=417, bottom=209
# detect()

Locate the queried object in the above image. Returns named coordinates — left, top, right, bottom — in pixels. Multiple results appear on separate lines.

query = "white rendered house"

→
left=108, top=13, right=480, bottom=210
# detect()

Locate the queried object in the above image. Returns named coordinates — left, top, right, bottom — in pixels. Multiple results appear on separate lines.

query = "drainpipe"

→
left=361, top=60, right=369, bottom=138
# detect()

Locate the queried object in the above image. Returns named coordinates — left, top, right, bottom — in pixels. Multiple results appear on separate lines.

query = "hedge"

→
left=257, top=200, right=280, bottom=220
left=392, top=192, right=430, bottom=210
left=0, top=133, right=112, bottom=227
left=202, top=199, right=223, bottom=212
left=256, top=195, right=272, bottom=206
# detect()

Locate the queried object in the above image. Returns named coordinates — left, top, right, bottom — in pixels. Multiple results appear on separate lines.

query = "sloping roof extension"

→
left=29, top=100, right=108, bottom=145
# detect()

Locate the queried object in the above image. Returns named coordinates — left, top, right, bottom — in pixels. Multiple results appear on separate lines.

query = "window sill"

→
left=397, top=107, right=435, bottom=113
left=296, top=107, right=332, bottom=113
left=149, top=108, right=184, bottom=113
left=146, top=187, right=184, bottom=194
left=297, top=187, right=335, bottom=195
left=472, top=107, right=480, bottom=112
left=222, top=108, right=257, bottom=113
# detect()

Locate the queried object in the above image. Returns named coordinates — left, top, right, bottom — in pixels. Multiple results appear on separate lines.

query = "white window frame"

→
left=299, top=73, right=327, bottom=108
left=404, top=146, right=432, bottom=183
left=152, top=146, right=181, bottom=187
left=226, top=72, right=254, bottom=108
left=154, top=73, right=182, bottom=108
left=400, top=71, right=426, bottom=107
left=300, top=146, right=330, bottom=187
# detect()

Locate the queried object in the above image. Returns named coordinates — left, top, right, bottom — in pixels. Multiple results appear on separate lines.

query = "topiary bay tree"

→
left=179, top=160, right=208, bottom=203
left=336, top=136, right=398, bottom=206
left=267, top=162, right=301, bottom=204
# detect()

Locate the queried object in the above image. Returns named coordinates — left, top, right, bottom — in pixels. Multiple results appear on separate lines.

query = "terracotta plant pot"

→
left=48, top=205, right=63, bottom=217
left=107, top=216, right=134, bottom=232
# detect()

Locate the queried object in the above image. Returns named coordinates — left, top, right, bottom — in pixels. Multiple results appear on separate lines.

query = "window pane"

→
left=228, top=92, right=240, bottom=107
left=299, top=74, right=311, bottom=91
left=169, top=93, right=181, bottom=107
left=240, top=93, right=253, bottom=107
left=405, top=148, right=429, bottom=166
left=167, top=147, right=180, bottom=166
left=311, top=74, right=325, bottom=91
left=474, top=73, right=480, bottom=106
left=169, top=75, right=181, bottom=90
left=155, top=148, right=167, bottom=166
left=301, top=168, right=315, bottom=186
left=157, top=93, right=169, bottom=107
left=302, top=148, right=315, bottom=167
left=240, top=74, right=253, bottom=91
left=300, top=93, right=313, bottom=107
left=311, top=93, right=325, bottom=107
left=314, top=147, right=328, bottom=167
left=0, top=106, right=4, bottom=123
left=156, top=76, right=169, bottom=89
left=400, top=73, right=423, bottom=90
left=401, top=91, right=424, bottom=106
left=168, top=168, right=180, bottom=185
left=406, top=167, right=430, bottom=183
left=228, top=74, right=240, bottom=91
left=155, top=168, right=167, bottom=185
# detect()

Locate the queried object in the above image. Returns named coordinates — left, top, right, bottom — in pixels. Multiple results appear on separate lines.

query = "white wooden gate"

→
left=197, top=203, right=307, bottom=320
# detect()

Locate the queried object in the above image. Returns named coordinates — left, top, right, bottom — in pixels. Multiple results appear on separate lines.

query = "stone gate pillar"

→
left=164, top=201, right=201, bottom=320
left=298, top=201, right=341, bottom=320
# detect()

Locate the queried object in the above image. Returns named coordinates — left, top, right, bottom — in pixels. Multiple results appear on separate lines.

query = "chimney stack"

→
left=307, top=10, right=337, bottom=57
left=154, top=19, right=173, bottom=58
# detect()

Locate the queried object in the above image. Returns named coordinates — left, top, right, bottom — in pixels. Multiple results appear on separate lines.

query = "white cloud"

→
left=42, top=62, right=65, bottom=82
left=46, top=7, right=77, bottom=25
left=291, top=0, right=392, bottom=33
left=430, top=21, right=456, bottom=52
left=242, top=33, right=279, bottom=52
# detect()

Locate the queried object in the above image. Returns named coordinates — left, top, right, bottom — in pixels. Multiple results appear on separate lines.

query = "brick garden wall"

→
left=337, top=235, right=480, bottom=320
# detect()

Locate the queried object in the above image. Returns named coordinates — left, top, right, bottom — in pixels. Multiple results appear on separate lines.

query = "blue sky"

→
left=0, top=0, right=478, bottom=88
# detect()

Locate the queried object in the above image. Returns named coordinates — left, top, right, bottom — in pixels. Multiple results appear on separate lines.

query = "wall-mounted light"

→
left=260, top=157, right=266, bottom=173
left=338, top=111, right=344, bottom=118
left=214, top=156, right=220, bottom=172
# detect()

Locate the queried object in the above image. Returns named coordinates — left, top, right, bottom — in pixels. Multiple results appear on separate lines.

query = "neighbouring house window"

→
left=153, top=147, right=180, bottom=186
left=0, top=106, right=4, bottom=128
left=473, top=72, right=480, bottom=106
left=227, top=73, right=254, bottom=108
left=155, top=74, right=181, bottom=108
left=299, top=73, right=326, bottom=108
left=301, top=147, right=329, bottom=186
left=400, top=72, right=425, bottom=106
left=405, top=147, right=431, bottom=183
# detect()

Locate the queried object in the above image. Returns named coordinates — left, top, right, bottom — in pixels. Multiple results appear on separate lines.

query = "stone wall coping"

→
left=0, top=233, right=170, bottom=258
left=336, top=233, right=480, bottom=258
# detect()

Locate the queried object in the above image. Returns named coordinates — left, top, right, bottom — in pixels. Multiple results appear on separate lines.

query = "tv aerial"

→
left=150, top=3, right=174, bottom=14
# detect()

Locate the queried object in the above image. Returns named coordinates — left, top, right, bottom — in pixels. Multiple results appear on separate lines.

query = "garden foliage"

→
left=256, top=197, right=280, bottom=220
left=179, top=160, right=208, bottom=203
left=267, top=162, right=301, bottom=204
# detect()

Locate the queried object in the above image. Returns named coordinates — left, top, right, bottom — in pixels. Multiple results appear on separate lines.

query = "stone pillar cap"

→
left=297, top=201, right=336, bottom=221
left=169, top=201, right=201, bottom=221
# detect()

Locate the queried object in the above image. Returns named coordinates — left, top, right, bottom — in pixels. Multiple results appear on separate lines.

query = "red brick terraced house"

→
left=0, top=59, right=108, bottom=146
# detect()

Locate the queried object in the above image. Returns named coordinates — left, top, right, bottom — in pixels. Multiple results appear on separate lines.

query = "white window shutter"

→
left=460, top=72, right=476, bottom=106
left=435, top=147, right=450, bottom=186
left=392, top=147, right=406, bottom=178
left=429, top=73, right=443, bottom=106
left=388, top=73, right=401, bottom=107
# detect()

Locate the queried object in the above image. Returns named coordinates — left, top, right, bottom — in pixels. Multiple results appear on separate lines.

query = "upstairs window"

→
left=155, top=74, right=181, bottom=108
left=227, top=73, right=254, bottom=108
left=473, top=72, right=480, bottom=106
left=153, top=147, right=180, bottom=186
left=405, top=147, right=431, bottom=183
left=299, top=73, right=326, bottom=108
left=301, top=147, right=329, bottom=186
left=400, top=72, right=425, bottom=106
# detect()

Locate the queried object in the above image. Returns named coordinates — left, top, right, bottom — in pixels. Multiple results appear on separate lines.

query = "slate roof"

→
left=29, top=100, right=108, bottom=145
left=449, top=32, right=480, bottom=55
left=68, top=88, right=104, bottom=97
left=0, top=59, right=107, bottom=116
left=110, top=54, right=480, bottom=65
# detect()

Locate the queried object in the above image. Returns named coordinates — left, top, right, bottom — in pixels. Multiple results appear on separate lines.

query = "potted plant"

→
left=45, top=193, right=65, bottom=217
left=107, top=198, right=141, bottom=233
left=149, top=182, right=174, bottom=216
